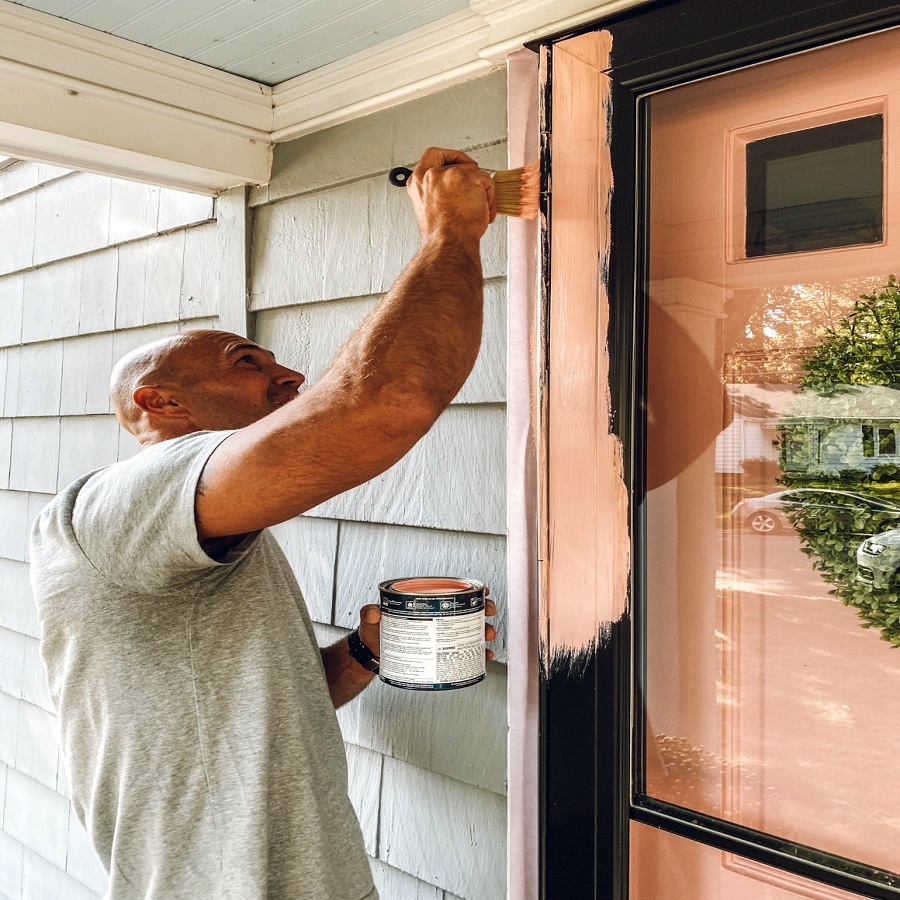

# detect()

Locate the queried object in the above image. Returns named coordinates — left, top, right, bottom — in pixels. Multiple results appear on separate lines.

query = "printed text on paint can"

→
left=380, top=611, right=485, bottom=685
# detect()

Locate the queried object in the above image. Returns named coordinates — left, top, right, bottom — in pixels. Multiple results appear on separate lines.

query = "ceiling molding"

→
left=0, top=2, right=273, bottom=130
left=474, top=0, right=643, bottom=52
left=271, top=0, right=644, bottom=143
left=0, top=0, right=273, bottom=192
left=478, top=0, right=648, bottom=62
left=271, top=10, right=495, bottom=142
left=0, top=0, right=648, bottom=191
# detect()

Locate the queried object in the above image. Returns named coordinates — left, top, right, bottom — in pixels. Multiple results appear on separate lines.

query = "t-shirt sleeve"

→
left=71, top=431, right=243, bottom=594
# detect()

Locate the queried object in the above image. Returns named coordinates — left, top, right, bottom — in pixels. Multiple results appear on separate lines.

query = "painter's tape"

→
left=379, top=577, right=486, bottom=691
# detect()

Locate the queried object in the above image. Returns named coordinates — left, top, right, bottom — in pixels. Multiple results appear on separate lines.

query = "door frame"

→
left=534, top=1, right=900, bottom=898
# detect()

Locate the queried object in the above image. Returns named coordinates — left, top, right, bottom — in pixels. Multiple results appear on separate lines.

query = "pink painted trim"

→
left=543, top=31, right=630, bottom=668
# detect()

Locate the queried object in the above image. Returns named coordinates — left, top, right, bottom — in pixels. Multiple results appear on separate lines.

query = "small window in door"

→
left=745, top=115, right=883, bottom=257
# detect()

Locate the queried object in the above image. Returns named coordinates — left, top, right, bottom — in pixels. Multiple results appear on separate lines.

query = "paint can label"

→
left=379, top=577, right=486, bottom=690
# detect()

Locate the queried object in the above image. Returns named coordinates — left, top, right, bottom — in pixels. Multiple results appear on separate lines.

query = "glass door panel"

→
left=643, top=26, right=900, bottom=875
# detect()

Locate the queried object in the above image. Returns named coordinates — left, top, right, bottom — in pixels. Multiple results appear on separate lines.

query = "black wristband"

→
left=347, top=629, right=380, bottom=674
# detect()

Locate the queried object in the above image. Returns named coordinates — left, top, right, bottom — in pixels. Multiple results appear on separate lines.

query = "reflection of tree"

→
left=777, top=277, right=900, bottom=646
left=725, top=276, right=888, bottom=357
left=802, top=275, right=900, bottom=394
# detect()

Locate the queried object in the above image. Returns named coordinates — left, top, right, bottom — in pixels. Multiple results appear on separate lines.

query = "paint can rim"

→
left=379, top=576, right=486, bottom=600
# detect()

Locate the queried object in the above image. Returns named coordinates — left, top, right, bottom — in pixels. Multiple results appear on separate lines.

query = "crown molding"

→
left=0, top=2, right=273, bottom=130
left=0, top=0, right=273, bottom=191
left=0, top=0, right=648, bottom=190
left=474, top=0, right=642, bottom=50
left=270, top=0, right=644, bottom=143
left=271, top=10, right=495, bottom=142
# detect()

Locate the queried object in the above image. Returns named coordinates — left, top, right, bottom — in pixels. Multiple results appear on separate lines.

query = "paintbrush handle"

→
left=388, top=167, right=413, bottom=187
left=387, top=165, right=497, bottom=187
left=388, top=161, right=538, bottom=218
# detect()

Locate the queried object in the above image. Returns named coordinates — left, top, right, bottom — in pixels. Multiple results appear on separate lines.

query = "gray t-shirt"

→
left=29, top=431, right=376, bottom=900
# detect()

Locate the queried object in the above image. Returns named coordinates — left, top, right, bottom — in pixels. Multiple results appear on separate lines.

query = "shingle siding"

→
left=252, top=69, right=509, bottom=898
left=0, top=67, right=508, bottom=900
left=0, top=160, right=217, bottom=897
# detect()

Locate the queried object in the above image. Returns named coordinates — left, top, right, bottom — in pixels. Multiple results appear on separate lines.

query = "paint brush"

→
left=388, top=161, right=540, bottom=219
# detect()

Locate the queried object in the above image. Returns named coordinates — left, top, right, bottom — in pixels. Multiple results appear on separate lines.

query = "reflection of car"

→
left=731, top=489, right=900, bottom=535
left=857, top=530, right=900, bottom=588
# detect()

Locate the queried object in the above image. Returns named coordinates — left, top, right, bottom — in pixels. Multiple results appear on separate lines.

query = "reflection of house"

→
left=717, top=383, right=900, bottom=477
left=779, top=384, right=900, bottom=475
left=717, top=384, right=796, bottom=475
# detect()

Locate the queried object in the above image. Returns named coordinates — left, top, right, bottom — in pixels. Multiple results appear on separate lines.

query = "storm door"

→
left=635, top=21, right=900, bottom=900
left=538, top=1, right=900, bottom=898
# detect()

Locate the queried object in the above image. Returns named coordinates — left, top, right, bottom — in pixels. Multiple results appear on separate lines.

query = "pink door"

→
left=637, top=22, right=900, bottom=900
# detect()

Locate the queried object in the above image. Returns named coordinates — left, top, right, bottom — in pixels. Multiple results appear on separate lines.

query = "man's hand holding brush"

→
left=406, top=147, right=498, bottom=244
left=393, top=145, right=539, bottom=220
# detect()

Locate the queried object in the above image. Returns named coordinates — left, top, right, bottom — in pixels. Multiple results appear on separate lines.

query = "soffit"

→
left=7, top=0, right=470, bottom=85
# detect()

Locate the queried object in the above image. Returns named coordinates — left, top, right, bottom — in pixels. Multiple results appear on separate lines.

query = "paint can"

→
left=379, top=577, right=486, bottom=690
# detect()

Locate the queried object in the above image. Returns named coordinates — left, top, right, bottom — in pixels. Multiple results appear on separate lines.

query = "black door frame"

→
left=535, top=2, right=900, bottom=898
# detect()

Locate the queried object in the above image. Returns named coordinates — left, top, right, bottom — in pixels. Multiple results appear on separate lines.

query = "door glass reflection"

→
left=644, top=25, right=900, bottom=876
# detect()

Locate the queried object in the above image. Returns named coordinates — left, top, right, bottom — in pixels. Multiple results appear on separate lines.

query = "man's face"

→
left=172, top=331, right=305, bottom=431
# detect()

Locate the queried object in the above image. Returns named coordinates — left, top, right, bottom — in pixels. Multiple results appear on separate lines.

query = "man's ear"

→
left=132, top=386, right=191, bottom=418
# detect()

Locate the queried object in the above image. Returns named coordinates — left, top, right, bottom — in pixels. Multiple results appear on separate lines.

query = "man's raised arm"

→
left=195, top=148, right=497, bottom=540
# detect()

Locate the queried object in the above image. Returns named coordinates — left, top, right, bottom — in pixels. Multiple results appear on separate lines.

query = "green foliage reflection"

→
left=776, top=277, right=900, bottom=645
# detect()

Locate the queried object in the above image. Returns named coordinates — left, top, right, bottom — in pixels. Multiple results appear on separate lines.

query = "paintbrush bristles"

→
left=491, top=160, right=540, bottom=219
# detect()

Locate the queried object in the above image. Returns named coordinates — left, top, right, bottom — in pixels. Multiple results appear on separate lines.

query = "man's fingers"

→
left=361, top=603, right=381, bottom=625
left=485, top=181, right=498, bottom=224
left=414, top=146, right=479, bottom=172
left=357, top=605, right=381, bottom=657
left=484, top=595, right=496, bottom=649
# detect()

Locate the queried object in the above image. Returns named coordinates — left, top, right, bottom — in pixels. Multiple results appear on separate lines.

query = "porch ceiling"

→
left=7, top=0, right=470, bottom=86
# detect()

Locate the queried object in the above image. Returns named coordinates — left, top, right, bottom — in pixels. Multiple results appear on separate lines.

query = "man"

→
left=29, top=148, right=498, bottom=899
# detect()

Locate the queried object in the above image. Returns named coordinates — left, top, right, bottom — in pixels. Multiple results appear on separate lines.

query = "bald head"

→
left=108, top=330, right=304, bottom=446
left=109, top=333, right=198, bottom=433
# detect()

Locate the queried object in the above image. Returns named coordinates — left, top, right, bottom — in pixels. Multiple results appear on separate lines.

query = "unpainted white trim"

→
left=271, top=10, right=495, bottom=142
left=0, top=1, right=273, bottom=130
left=216, top=186, right=253, bottom=337
left=0, top=0, right=272, bottom=191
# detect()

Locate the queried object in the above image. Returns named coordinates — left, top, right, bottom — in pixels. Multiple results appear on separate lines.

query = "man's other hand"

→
left=357, top=590, right=497, bottom=663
